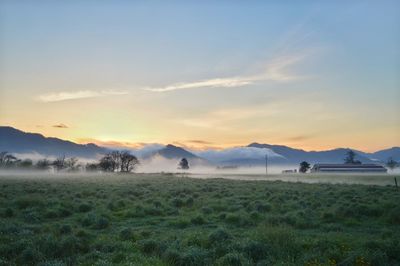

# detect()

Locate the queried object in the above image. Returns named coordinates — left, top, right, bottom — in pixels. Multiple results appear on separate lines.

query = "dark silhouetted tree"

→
left=65, top=157, right=80, bottom=172
left=36, top=159, right=51, bottom=170
left=99, top=154, right=116, bottom=172
left=120, top=151, right=140, bottom=172
left=0, top=152, right=18, bottom=168
left=178, top=158, right=189, bottom=170
left=18, top=159, right=33, bottom=169
left=386, top=157, right=398, bottom=171
left=299, top=161, right=310, bottom=173
left=86, top=163, right=99, bottom=172
left=53, top=155, right=66, bottom=172
left=344, top=150, right=361, bottom=164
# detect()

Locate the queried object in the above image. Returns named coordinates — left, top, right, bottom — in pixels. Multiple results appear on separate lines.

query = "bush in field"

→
left=208, top=228, right=232, bottom=244
left=191, top=214, right=206, bottom=225
left=95, top=217, right=110, bottom=229
left=3, top=207, right=13, bottom=218
left=242, top=240, right=268, bottom=262
left=216, top=252, right=246, bottom=266
left=119, top=227, right=134, bottom=241
left=20, top=247, right=43, bottom=265
left=387, top=206, right=400, bottom=225
left=59, top=224, right=72, bottom=234
left=179, top=248, right=209, bottom=266
left=137, top=239, right=166, bottom=256
left=78, top=203, right=92, bottom=212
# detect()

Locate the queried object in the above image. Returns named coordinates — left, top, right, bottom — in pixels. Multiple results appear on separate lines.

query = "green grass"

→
left=0, top=173, right=399, bottom=265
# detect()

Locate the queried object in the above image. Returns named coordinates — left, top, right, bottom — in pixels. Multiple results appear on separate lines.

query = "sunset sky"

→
left=0, top=0, right=399, bottom=152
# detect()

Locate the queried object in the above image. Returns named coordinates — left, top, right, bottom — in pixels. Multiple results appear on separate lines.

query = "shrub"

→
left=387, top=206, right=400, bottom=225
left=255, top=203, right=271, bottom=213
left=180, top=248, right=209, bottom=266
left=216, top=252, right=245, bottom=266
left=171, top=198, right=184, bottom=208
left=225, top=212, right=252, bottom=226
left=78, top=203, right=92, bottom=212
left=95, top=217, right=110, bottom=229
left=3, top=208, right=13, bottom=218
left=57, top=208, right=72, bottom=217
left=137, top=239, right=166, bottom=256
left=44, top=210, right=58, bottom=219
left=208, top=228, right=232, bottom=244
left=242, top=240, right=268, bottom=262
left=201, top=207, right=213, bottom=215
left=119, top=227, right=134, bottom=241
left=81, top=213, right=96, bottom=227
left=59, top=224, right=72, bottom=234
left=163, top=248, right=182, bottom=265
left=170, top=218, right=190, bottom=228
left=20, top=247, right=42, bottom=265
left=191, top=215, right=206, bottom=225
left=15, top=197, right=43, bottom=209
left=186, top=197, right=194, bottom=207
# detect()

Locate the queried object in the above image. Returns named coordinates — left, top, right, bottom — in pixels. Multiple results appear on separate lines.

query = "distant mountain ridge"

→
left=0, top=126, right=107, bottom=158
left=0, top=126, right=399, bottom=165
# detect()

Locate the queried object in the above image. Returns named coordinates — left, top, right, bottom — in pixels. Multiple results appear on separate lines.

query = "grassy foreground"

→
left=0, top=174, right=399, bottom=266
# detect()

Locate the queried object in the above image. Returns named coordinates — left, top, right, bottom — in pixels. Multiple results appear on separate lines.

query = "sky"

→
left=0, top=0, right=399, bottom=152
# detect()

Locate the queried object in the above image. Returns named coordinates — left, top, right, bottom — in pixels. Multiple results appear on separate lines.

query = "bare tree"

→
left=36, top=159, right=51, bottom=170
left=53, top=155, right=66, bottom=172
left=86, top=163, right=99, bottom=172
left=99, top=154, right=116, bottom=172
left=0, top=151, right=18, bottom=168
left=65, top=157, right=80, bottom=172
left=120, top=151, right=140, bottom=172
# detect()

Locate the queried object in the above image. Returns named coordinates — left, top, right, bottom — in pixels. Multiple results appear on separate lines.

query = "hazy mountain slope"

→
left=0, top=126, right=107, bottom=158
left=370, top=147, right=400, bottom=161
left=248, top=143, right=382, bottom=164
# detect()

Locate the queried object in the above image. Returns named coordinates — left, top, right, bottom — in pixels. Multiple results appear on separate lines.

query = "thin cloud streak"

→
left=143, top=54, right=308, bottom=93
left=52, top=123, right=68, bottom=128
left=37, top=90, right=128, bottom=102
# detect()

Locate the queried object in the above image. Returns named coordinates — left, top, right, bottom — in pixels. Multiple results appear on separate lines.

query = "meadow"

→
left=0, top=173, right=399, bottom=266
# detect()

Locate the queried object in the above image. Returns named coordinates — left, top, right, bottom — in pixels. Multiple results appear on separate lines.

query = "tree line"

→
left=0, top=151, right=140, bottom=173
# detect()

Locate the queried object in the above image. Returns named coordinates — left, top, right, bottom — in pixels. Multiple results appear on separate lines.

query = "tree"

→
left=36, top=159, right=51, bottom=170
left=0, top=151, right=18, bottom=168
left=65, top=157, right=80, bottom=172
left=178, top=158, right=189, bottom=170
left=86, top=163, right=99, bottom=172
left=53, top=155, right=66, bottom=172
left=344, top=150, right=361, bottom=164
left=99, top=154, right=116, bottom=172
left=120, top=151, right=140, bottom=172
left=18, top=159, right=33, bottom=169
left=109, top=151, right=121, bottom=172
left=98, top=151, right=138, bottom=173
left=299, top=161, right=310, bottom=173
left=386, top=157, right=398, bottom=171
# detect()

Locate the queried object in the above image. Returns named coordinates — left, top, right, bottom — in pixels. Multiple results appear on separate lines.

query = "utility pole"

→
left=265, top=154, right=268, bottom=175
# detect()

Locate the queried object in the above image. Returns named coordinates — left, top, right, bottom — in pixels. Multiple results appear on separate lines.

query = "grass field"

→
left=0, top=173, right=399, bottom=266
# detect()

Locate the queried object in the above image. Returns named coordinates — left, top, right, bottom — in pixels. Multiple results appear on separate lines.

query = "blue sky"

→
left=0, top=0, right=399, bottom=151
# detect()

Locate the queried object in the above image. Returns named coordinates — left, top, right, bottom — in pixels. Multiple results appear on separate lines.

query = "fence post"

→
left=395, top=177, right=398, bottom=189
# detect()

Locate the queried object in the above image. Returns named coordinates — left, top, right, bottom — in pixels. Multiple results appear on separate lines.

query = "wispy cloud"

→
left=37, top=90, right=128, bottom=102
left=52, top=123, right=68, bottom=128
left=143, top=54, right=308, bottom=93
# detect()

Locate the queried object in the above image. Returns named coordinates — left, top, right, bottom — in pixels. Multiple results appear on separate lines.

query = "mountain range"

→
left=1, top=126, right=399, bottom=166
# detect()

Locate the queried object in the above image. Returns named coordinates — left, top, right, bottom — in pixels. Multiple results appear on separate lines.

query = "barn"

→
left=311, top=163, right=387, bottom=173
